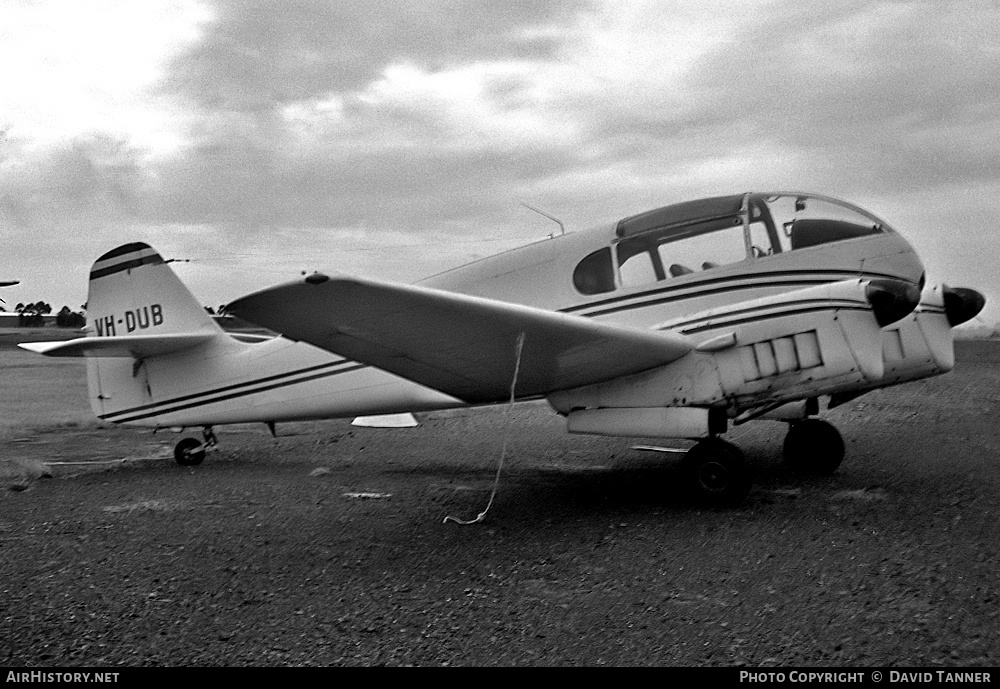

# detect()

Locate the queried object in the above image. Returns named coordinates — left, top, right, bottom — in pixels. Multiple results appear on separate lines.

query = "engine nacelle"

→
left=566, top=407, right=718, bottom=439
left=829, top=283, right=984, bottom=408
left=880, top=283, right=955, bottom=383
left=549, top=278, right=919, bottom=438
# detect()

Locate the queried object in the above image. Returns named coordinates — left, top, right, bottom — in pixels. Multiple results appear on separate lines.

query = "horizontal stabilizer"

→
left=18, top=333, right=216, bottom=358
left=228, top=274, right=693, bottom=404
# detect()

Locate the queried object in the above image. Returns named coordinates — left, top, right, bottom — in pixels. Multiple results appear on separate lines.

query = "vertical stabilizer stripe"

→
left=90, top=244, right=165, bottom=280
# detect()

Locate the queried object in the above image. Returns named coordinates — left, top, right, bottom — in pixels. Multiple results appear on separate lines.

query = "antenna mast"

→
left=521, top=203, right=565, bottom=236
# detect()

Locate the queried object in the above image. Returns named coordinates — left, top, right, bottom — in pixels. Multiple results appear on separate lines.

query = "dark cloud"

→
left=132, top=0, right=601, bottom=234
left=146, top=127, right=582, bottom=235
left=0, top=134, right=153, bottom=311
left=162, top=0, right=592, bottom=112
left=0, top=134, right=147, bottom=237
left=10, top=1, right=1000, bottom=235
left=620, top=1, right=1000, bottom=194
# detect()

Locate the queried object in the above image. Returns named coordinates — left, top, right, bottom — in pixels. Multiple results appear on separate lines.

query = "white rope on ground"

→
left=42, top=454, right=173, bottom=466
left=444, top=331, right=526, bottom=526
left=42, top=457, right=171, bottom=466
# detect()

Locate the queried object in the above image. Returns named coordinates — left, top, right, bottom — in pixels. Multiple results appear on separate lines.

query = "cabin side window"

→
left=619, top=252, right=659, bottom=287
left=617, top=236, right=662, bottom=288
left=657, top=224, right=749, bottom=274
left=615, top=216, right=749, bottom=288
left=573, top=247, right=617, bottom=295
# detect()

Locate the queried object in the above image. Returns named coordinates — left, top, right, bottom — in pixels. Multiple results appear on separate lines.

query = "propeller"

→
left=942, top=286, right=986, bottom=327
left=865, top=279, right=921, bottom=327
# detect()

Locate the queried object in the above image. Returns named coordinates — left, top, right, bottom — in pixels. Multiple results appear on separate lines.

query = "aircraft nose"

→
left=942, top=286, right=986, bottom=327
left=865, top=279, right=921, bottom=327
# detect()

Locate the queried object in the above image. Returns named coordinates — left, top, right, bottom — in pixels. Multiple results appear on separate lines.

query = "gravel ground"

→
left=1, top=337, right=999, bottom=667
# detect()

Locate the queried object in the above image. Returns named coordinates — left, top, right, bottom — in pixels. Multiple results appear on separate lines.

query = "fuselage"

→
left=87, top=335, right=465, bottom=427
left=91, top=192, right=927, bottom=429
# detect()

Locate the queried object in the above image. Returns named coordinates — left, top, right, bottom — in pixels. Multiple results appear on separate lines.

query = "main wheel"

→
left=783, top=418, right=844, bottom=474
left=174, top=437, right=205, bottom=466
left=682, top=438, right=752, bottom=506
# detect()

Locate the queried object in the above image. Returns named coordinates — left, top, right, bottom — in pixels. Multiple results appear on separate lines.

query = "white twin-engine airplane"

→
left=20, top=192, right=985, bottom=505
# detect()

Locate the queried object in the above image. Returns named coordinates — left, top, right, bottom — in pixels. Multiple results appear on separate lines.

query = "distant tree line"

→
left=55, top=306, right=87, bottom=327
left=12, top=301, right=86, bottom=328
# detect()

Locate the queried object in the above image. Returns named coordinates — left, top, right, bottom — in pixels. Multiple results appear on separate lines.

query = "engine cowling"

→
left=549, top=278, right=923, bottom=438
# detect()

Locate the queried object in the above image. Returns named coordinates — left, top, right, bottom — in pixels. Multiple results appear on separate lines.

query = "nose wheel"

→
left=682, top=438, right=752, bottom=506
left=783, top=418, right=845, bottom=474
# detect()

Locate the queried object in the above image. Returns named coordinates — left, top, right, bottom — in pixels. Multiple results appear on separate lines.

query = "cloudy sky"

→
left=2, top=0, right=999, bottom=324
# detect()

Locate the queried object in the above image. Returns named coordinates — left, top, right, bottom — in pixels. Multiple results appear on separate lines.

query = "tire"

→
left=174, top=437, right=205, bottom=466
left=682, top=438, right=752, bottom=506
left=783, top=418, right=845, bottom=474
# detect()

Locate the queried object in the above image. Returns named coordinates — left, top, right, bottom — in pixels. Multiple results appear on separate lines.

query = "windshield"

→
left=753, top=193, right=891, bottom=255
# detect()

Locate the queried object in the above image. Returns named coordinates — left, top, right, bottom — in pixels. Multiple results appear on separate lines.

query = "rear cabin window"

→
left=573, top=247, right=616, bottom=295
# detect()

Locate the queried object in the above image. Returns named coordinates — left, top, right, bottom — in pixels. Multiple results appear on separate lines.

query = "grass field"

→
left=1, top=329, right=93, bottom=434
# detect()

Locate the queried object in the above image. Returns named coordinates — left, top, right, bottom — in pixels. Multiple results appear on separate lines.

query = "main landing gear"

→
left=173, top=427, right=218, bottom=466
left=676, top=415, right=845, bottom=505
left=681, top=437, right=753, bottom=506
left=782, top=418, right=845, bottom=475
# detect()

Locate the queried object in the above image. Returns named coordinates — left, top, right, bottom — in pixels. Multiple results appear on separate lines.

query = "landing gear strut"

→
left=783, top=418, right=845, bottom=474
left=682, top=437, right=752, bottom=506
left=173, top=427, right=218, bottom=466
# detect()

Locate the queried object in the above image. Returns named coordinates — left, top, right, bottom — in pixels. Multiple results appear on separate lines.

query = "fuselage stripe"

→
left=656, top=297, right=867, bottom=332
left=559, top=269, right=901, bottom=318
left=99, top=359, right=362, bottom=423
left=673, top=304, right=872, bottom=335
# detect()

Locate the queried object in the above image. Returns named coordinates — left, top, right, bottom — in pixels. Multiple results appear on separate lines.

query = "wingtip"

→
left=18, top=341, right=58, bottom=355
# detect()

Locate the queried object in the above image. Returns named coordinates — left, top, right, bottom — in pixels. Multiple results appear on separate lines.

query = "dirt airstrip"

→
left=1, top=329, right=999, bottom=666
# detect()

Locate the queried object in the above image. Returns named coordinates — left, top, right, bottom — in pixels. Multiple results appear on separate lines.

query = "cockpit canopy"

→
left=574, top=192, right=895, bottom=295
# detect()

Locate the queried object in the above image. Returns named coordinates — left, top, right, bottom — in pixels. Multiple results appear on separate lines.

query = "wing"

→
left=227, top=274, right=692, bottom=404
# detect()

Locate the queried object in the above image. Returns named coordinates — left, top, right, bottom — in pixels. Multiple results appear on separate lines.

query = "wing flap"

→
left=18, top=333, right=215, bottom=358
left=352, top=413, right=420, bottom=428
left=227, top=274, right=692, bottom=403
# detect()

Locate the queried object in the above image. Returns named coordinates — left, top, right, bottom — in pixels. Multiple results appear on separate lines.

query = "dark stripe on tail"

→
left=90, top=243, right=165, bottom=280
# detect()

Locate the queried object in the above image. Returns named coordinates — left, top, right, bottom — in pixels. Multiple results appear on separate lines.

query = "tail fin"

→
left=86, top=243, right=219, bottom=338
left=75, top=243, right=227, bottom=423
